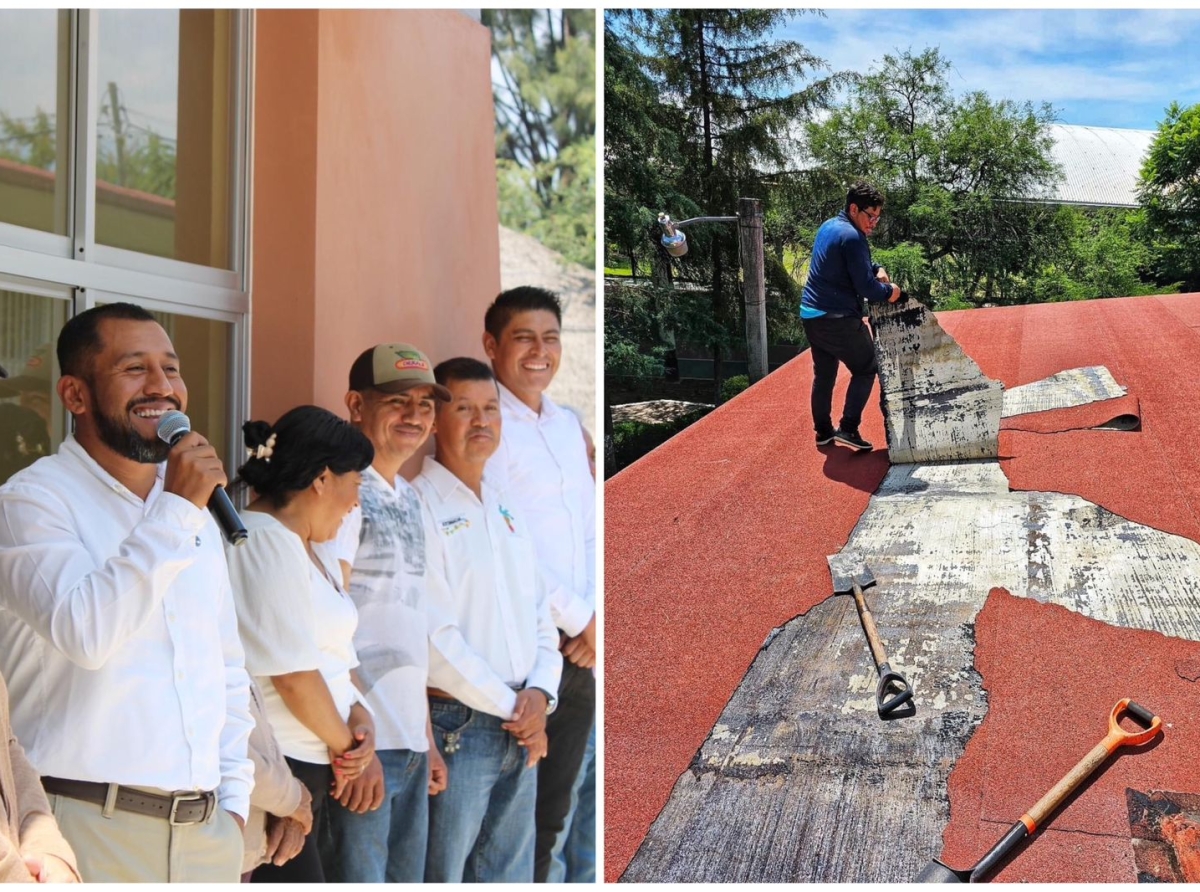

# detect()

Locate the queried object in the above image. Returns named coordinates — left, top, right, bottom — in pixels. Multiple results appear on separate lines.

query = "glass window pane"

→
left=0, top=11, right=71, bottom=236
left=95, top=10, right=237, bottom=270
left=123, top=306, right=234, bottom=476
left=0, top=289, right=67, bottom=485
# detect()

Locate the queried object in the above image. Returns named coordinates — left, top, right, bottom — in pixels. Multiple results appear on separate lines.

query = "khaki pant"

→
left=49, top=790, right=244, bottom=883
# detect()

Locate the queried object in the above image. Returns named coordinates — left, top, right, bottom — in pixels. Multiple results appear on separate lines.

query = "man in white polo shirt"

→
left=0, top=303, right=254, bottom=882
left=414, top=356, right=562, bottom=883
left=482, top=286, right=596, bottom=881
left=319, top=343, right=452, bottom=882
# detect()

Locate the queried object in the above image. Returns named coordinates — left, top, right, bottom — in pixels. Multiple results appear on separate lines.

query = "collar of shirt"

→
left=364, top=463, right=405, bottom=498
left=419, top=455, right=493, bottom=505
left=59, top=435, right=167, bottom=509
left=497, top=380, right=561, bottom=424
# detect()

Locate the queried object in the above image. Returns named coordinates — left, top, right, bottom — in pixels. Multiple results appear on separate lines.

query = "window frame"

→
left=0, top=8, right=254, bottom=470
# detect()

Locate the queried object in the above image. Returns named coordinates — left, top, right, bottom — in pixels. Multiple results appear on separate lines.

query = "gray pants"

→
left=49, top=790, right=243, bottom=883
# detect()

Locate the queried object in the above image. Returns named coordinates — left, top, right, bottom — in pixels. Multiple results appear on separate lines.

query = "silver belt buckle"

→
left=168, top=792, right=207, bottom=826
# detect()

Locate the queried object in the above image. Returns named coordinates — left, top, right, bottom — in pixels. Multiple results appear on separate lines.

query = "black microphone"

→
left=156, top=410, right=248, bottom=546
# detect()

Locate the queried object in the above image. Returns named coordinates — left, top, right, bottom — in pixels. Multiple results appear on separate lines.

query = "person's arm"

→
left=271, top=671, right=356, bottom=755
left=842, top=235, right=897, bottom=304
left=245, top=683, right=306, bottom=821
left=211, top=552, right=255, bottom=827
left=426, top=711, right=448, bottom=795
left=0, top=482, right=211, bottom=670
left=525, top=566, right=565, bottom=703
left=8, top=728, right=80, bottom=883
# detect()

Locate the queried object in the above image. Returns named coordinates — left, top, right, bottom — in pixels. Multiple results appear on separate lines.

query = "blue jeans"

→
left=425, top=699, right=537, bottom=883
left=548, top=725, right=596, bottom=882
left=323, top=748, right=429, bottom=883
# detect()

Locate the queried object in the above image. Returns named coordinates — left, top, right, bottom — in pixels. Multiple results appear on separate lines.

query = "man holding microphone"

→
left=0, top=303, right=253, bottom=882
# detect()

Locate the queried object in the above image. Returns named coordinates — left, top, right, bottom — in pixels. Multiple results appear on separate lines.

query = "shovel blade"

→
left=916, top=859, right=970, bottom=883
left=826, top=552, right=876, bottom=594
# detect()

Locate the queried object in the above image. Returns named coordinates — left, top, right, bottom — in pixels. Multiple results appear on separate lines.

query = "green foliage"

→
left=806, top=49, right=1063, bottom=307
left=608, top=409, right=712, bottom=478
left=605, top=9, right=841, bottom=379
left=1137, top=101, right=1200, bottom=291
left=0, top=108, right=56, bottom=169
left=485, top=10, right=595, bottom=268
left=720, top=375, right=749, bottom=402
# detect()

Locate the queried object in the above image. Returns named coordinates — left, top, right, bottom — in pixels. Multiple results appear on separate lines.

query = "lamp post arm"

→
left=673, top=215, right=739, bottom=227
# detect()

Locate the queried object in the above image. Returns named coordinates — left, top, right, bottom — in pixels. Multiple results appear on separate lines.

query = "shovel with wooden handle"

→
left=917, top=698, right=1163, bottom=882
left=827, top=553, right=915, bottom=719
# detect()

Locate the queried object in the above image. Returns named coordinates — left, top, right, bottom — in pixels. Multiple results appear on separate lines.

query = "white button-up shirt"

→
left=413, top=457, right=561, bottom=719
left=485, top=383, right=596, bottom=636
left=0, top=436, right=254, bottom=818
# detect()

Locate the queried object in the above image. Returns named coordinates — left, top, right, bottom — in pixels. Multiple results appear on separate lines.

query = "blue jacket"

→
left=800, top=211, right=892, bottom=318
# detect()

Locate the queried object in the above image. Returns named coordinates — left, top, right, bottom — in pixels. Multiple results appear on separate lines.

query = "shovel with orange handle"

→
left=917, top=698, right=1163, bottom=882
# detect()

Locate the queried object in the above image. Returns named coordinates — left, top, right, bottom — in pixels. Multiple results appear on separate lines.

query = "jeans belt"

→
left=41, top=777, right=217, bottom=825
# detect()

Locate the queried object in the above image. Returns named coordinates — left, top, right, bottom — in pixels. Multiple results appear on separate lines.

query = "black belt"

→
left=41, top=777, right=217, bottom=825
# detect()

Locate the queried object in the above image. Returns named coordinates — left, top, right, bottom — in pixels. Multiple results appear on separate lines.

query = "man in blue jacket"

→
left=800, top=181, right=905, bottom=452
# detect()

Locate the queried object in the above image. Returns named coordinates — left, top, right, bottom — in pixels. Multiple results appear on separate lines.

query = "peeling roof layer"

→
left=604, top=292, right=1200, bottom=881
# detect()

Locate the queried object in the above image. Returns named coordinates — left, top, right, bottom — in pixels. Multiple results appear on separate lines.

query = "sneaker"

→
left=815, top=431, right=836, bottom=446
left=834, top=428, right=873, bottom=451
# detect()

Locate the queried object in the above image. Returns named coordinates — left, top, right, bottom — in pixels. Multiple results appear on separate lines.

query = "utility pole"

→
left=662, top=196, right=769, bottom=385
left=107, top=81, right=126, bottom=187
left=736, top=197, right=767, bottom=382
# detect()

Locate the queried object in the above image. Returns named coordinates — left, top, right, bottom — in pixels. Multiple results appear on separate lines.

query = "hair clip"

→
left=246, top=432, right=277, bottom=462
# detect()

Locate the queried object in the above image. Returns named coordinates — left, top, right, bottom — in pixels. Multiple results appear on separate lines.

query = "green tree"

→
left=0, top=108, right=57, bottom=169
left=806, top=48, right=1062, bottom=307
left=607, top=9, right=842, bottom=396
left=1137, top=101, right=1200, bottom=291
left=485, top=9, right=595, bottom=267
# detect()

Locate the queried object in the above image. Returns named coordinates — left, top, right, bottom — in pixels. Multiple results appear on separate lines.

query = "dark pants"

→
left=802, top=315, right=878, bottom=435
left=534, top=660, right=596, bottom=882
left=251, top=757, right=331, bottom=884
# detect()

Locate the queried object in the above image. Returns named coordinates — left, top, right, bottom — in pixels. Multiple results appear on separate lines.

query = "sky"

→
left=0, top=9, right=180, bottom=155
left=779, top=8, right=1200, bottom=131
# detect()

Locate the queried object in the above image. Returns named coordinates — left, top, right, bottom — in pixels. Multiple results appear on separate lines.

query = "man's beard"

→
left=92, top=392, right=178, bottom=464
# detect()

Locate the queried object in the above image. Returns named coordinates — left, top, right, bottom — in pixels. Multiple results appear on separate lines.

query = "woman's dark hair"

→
left=235, top=405, right=373, bottom=506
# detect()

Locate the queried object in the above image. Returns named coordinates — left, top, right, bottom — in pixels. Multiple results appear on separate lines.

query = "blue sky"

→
left=779, top=9, right=1200, bottom=131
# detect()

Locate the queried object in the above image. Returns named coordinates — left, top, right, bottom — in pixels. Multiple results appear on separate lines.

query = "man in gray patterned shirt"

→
left=320, top=343, right=451, bottom=882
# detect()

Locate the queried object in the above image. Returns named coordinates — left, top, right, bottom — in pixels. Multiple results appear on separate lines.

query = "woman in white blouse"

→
left=224, top=405, right=377, bottom=883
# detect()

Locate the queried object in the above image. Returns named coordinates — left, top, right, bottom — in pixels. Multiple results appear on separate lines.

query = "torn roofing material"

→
left=869, top=299, right=1003, bottom=464
left=604, top=292, right=1200, bottom=881
left=1001, top=365, right=1126, bottom=417
left=624, top=460, right=1200, bottom=881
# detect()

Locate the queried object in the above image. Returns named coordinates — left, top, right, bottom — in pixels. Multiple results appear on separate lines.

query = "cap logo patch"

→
left=393, top=349, right=429, bottom=373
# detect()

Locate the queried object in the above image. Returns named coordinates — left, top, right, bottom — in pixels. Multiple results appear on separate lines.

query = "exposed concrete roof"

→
left=605, top=292, right=1200, bottom=882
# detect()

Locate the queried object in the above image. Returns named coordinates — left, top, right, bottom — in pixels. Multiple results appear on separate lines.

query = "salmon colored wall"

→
left=250, top=10, right=501, bottom=441
left=249, top=10, right=319, bottom=424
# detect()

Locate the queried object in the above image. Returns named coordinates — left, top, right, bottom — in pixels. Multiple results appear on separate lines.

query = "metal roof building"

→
left=1038, top=123, right=1155, bottom=208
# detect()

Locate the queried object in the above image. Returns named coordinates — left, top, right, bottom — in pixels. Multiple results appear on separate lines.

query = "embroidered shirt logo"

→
left=440, top=515, right=469, bottom=536
left=499, top=504, right=516, bottom=533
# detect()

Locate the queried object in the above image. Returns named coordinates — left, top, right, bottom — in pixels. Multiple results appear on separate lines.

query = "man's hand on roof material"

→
left=886, top=284, right=903, bottom=303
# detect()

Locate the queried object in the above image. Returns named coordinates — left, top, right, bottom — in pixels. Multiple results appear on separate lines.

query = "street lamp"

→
left=657, top=198, right=768, bottom=383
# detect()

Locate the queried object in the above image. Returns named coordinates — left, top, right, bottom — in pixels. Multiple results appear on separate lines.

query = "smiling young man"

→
left=317, top=343, right=452, bottom=883
left=414, top=357, right=561, bottom=883
left=0, top=303, right=254, bottom=882
left=482, top=286, right=597, bottom=882
left=800, top=181, right=907, bottom=453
